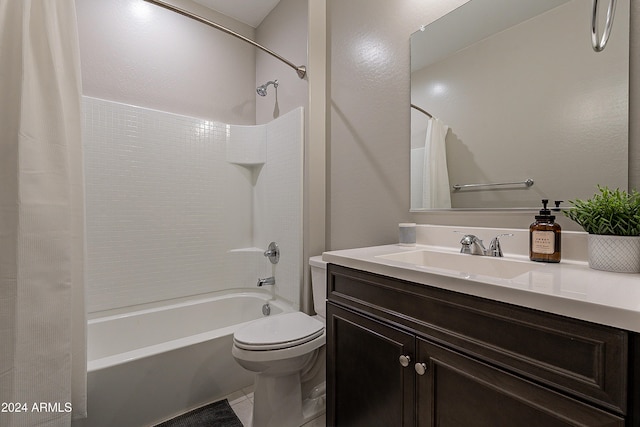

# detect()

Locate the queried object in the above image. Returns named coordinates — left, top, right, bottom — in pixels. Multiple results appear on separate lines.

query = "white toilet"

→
left=232, top=256, right=328, bottom=427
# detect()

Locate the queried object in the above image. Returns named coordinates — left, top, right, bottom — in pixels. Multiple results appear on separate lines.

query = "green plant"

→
left=563, top=186, right=640, bottom=235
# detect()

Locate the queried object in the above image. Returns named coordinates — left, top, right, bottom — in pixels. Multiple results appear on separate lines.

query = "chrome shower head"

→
left=257, top=80, right=278, bottom=97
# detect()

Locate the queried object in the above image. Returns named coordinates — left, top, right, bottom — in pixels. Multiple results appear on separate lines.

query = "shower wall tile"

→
left=82, top=97, right=251, bottom=312
left=82, top=97, right=302, bottom=313
left=83, top=97, right=303, bottom=312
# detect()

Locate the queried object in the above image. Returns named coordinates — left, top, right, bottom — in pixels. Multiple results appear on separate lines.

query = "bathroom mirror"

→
left=411, top=0, right=629, bottom=210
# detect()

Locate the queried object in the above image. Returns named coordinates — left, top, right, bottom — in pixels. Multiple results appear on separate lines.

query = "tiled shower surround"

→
left=82, top=97, right=303, bottom=313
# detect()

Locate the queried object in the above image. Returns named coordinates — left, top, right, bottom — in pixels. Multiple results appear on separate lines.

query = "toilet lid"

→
left=234, top=312, right=324, bottom=351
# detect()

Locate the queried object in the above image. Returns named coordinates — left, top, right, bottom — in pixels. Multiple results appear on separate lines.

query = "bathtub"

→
left=72, top=291, right=293, bottom=427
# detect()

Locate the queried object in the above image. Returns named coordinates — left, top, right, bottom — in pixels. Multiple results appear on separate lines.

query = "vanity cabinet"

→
left=327, top=303, right=415, bottom=426
left=326, top=264, right=638, bottom=427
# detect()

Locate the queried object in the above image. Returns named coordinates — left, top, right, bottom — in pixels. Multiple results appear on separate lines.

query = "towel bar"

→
left=452, top=179, right=534, bottom=191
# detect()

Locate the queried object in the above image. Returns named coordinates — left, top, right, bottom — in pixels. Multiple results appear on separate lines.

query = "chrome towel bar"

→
left=453, top=178, right=534, bottom=191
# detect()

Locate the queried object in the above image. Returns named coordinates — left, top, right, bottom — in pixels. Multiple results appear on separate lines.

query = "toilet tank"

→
left=309, top=256, right=327, bottom=318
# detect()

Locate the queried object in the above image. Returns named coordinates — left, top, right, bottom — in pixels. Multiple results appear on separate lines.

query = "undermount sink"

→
left=377, top=249, right=538, bottom=280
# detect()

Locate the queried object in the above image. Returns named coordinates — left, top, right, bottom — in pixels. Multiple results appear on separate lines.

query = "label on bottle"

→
left=532, top=230, right=555, bottom=255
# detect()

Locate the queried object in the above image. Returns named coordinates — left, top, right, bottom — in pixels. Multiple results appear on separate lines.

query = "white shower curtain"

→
left=0, top=1, right=87, bottom=426
left=422, top=117, right=451, bottom=209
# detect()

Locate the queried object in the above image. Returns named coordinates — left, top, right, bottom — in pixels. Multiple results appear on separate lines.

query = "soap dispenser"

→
left=529, top=199, right=561, bottom=263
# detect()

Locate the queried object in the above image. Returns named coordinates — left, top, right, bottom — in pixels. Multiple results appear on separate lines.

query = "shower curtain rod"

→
left=411, top=103, right=433, bottom=118
left=143, top=0, right=307, bottom=79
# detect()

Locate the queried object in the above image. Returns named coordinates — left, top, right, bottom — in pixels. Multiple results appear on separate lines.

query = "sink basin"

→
left=377, top=249, right=538, bottom=280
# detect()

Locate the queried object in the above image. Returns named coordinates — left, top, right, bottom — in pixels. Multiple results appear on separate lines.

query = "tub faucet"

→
left=257, top=276, right=275, bottom=287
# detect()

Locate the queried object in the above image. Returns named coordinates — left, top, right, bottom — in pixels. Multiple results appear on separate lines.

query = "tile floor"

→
left=226, top=386, right=326, bottom=427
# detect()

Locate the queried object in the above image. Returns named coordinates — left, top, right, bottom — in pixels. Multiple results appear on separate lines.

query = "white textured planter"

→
left=587, top=234, right=640, bottom=273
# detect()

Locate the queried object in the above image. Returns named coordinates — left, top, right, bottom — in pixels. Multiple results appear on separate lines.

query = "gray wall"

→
left=328, top=0, right=639, bottom=250
left=77, top=0, right=256, bottom=124
left=630, top=1, right=640, bottom=190
left=255, top=0, right=308, bottom=125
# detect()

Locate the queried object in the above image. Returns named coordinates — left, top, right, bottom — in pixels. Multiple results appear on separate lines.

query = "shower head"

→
left=257, top=80, right=278, bottom=97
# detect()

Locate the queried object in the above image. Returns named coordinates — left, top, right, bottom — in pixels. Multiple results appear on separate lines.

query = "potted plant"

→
left=564, top=186, right=640, bottom=273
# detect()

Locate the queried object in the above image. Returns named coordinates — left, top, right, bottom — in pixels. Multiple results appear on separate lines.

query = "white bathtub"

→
left=72, top=291, right=293, bottom=427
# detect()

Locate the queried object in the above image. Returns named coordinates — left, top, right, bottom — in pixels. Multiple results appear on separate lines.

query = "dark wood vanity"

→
left=326, top=263, right=640, bottom=426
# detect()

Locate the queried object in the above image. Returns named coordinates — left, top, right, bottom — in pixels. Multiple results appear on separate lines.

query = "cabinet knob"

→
left=415, top=362, right=428, bottom=375
left=399, top=355, right=411, bottom=367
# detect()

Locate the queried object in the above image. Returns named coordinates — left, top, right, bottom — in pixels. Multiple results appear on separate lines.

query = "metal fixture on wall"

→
left=592, top=0, right=617, bottom=52
left=452, top=178, right=535, bottom=191
left=257, top=80, right=278, bottom=96
left=143, top=0, right=307, bottom=78
left=411, top=103, right=433, bottom=118
left=263, top=242, right=280, bottom=264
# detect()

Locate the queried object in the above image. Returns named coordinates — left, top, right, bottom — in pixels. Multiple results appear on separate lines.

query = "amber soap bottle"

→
left=529, top=199, right=561, bottom=263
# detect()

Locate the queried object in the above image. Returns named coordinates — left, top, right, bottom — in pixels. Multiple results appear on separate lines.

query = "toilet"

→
left=232, top=256, right=328, bottom=427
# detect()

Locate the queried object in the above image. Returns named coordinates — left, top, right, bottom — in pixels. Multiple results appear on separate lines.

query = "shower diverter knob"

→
left=263, top=242, right=280, bottom=264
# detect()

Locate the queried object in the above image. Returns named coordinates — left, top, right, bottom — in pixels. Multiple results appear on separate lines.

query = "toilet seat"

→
left=234, top=312, right=324, bottom=351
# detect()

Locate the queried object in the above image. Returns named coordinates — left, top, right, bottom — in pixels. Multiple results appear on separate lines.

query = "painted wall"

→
left=328, top=0, right=640, bottom=250
left=328, top=0, right=468, bottom=250
left=255, top=0, right=308, bottom=125
left=77, top=0, right=256, bottom=124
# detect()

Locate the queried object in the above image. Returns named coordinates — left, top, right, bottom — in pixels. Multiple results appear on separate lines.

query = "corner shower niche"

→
left=82, top=97, right=303, bottom=314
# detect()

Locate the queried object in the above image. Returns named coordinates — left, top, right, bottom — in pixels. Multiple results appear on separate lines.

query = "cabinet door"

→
left=415, top=338, right=624, bottom=427
left=327, top=303, right=415, bottom=427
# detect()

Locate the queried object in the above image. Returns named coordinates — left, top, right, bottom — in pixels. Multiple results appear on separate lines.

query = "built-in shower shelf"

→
left=225, top=124, right=267, bottom=166
left=227, top=161, right=265, bottom=167
left=228, top=247, right=265, bottom=254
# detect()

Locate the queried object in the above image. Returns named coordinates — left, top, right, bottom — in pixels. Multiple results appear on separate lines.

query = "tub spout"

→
left=257, top=276, right=275, bottom=287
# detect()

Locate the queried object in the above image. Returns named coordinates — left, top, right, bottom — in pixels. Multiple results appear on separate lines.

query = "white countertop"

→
left=323, top=243, right=640, bottom=333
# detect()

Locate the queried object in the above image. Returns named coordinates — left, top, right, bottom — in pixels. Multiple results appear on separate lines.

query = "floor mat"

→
left=155, top=399, right=244, bottom=427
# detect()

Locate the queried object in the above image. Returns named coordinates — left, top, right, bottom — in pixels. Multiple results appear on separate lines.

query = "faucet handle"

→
left=459, top=234, right=479, bottom=243
left=263, top=242, right=280, bottom=264
left=488, top=234, right=514, bottom=257
left=455, top=232, right=477, bottom=245
left=458, top=234, right=483, bottom=254
left=458, top=234, right=473, bottom=254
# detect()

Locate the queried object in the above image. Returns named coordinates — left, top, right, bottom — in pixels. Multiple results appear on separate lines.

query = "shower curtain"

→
left=422, top=117, right=451, bottom=208
left=0, top=1, right=87, bottom=425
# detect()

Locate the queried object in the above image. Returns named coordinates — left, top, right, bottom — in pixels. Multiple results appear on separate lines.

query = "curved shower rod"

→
left=143, top=0, right=307, bottom=79
left=411, top=103, right=433, bottom=118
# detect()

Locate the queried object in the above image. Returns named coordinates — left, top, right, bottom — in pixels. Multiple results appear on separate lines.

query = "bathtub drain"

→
left=262, top=303, right=271, bottom=316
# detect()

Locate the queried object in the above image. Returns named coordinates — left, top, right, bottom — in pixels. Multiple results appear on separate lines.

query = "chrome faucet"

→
left=459, top=233, right=513, bottom=257
left=488, top=234, right=513, bottom=257
left=459, top=234, right=487, bottom=255
left=257, top=276, right=275, bottom=287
